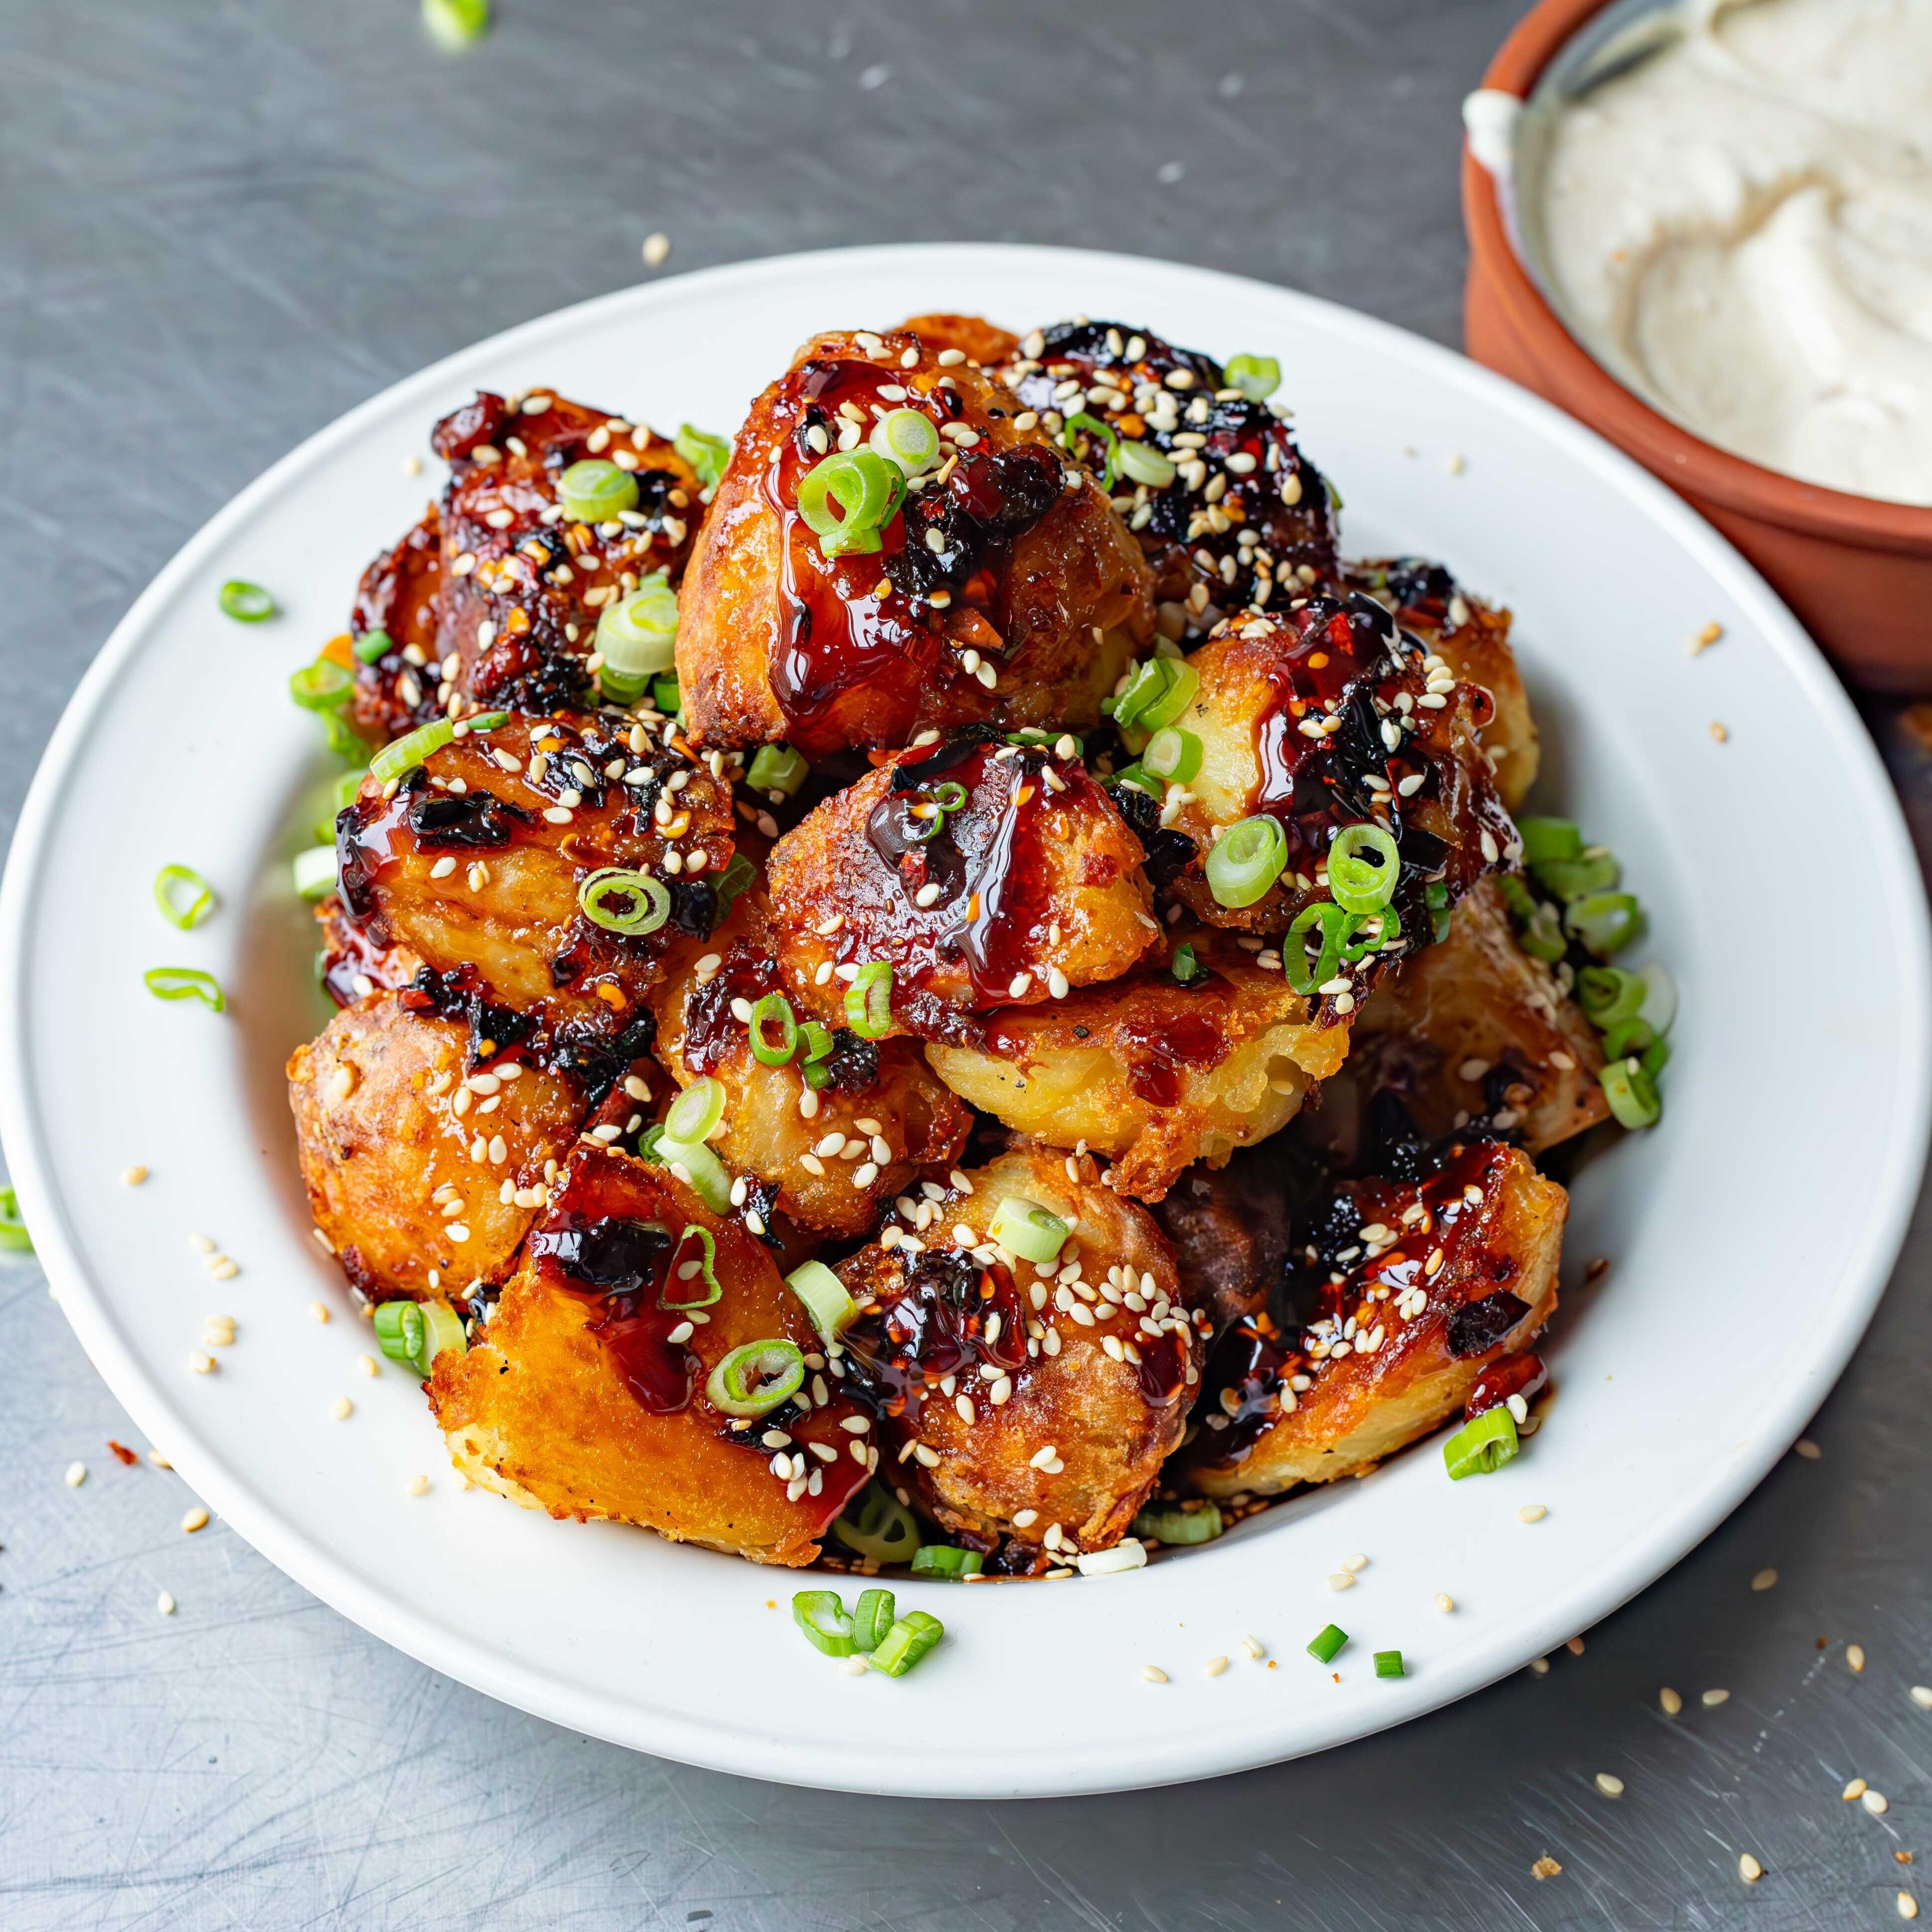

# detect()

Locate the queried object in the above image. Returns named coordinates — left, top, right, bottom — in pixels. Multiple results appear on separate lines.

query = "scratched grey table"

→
left=6, top=2, right=1931, bottom=1925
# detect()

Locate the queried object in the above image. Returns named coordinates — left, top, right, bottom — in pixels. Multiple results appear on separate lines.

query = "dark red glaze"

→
left=350, top=504, right=447, bottom=741
left=1133, top=1323, right=1194, bottom=1405
left=680, top=941, right=781, bottom=1074
left=315, top=897, right=419, bottom=1009
left=1117, top=1006, right=1228, bottom=1107
left=841, top=1247, right=1029, bottom=1422
left=528, top=1213, right=698, bottom=1414
left=1465, top=1350, right=1548, bottom=1422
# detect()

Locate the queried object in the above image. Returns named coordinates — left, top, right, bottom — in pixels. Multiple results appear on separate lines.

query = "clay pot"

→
left=1463, top=0, right=1932, bottom=692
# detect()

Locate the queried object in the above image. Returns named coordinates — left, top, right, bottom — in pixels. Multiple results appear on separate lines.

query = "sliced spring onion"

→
left=747, top=743, right=809, bottom=797
left=318, top=710, right=366, bottom=760
left=1142, top=726, right=1202, bottom=784
left=652, top=673, right=682, bottom=716
left=852, top=1586, right=897, bottom=1653
left=1061, top=412, right=1120, bottom=489
left=1131, top=1502, right=1223, bottom=1545
left=661, top=1225, right=722, bottom=1309
left=748, top=991, right=797, bottom=1066
left=1283, top=900, right=1349, bottom=994
left=1327, top=823, right=1400, bottom=914
left=153, top=865, right=217, bottom=931
left=909, top=1545, right=983, bottom=1579
left=578, top=867, right=671, bottom=937
left=1204, top=815, right=1288, bottom=909
left=791, top=1589, right=856, bottom=1657
left=291, top=847, right=338, bottom=902
left=798, top=1021, right=835, bottom=1066
left=1337, top=901, right=1402, bottom=962
left=1374, top=1650, right=1406, bottom=1679
left=989, top=1196, right=1068, bottom=1266
left=1638, top=961, right=1677, bottom=1035
left=1577, top=964, right=1645, bottom=1027
left=353, top=628, right=394, bottom=665
left=930, top=780, right=968, bottom=813
left=869, top=408, right=942, bottom=476
left=795, top=449, right=905, bottom=557
left=0, top=1186, right=32, bottom=1253
left=1171, top=941, right=1202, bottom=985
left=595, top=578, right=679, bottom=699
left=370, top=717, right=455, bottom=783
left=1442, top=1405, right=1519, bottom=1479
left=143, top=967, right=225, bottom=1013
left=1515, top=817, right=1580, bottom=867
left=558, top=458, right=640, bottom=524
left=658, top=1137, right=734, bottom=1214
left=372, top=1297, right=467, bottom=1377
left=1533, top=848, right=1619, bottom=902
left=786, top=1258, right=856, bottom=1344
left=1117, top=657, right=1199, bottom=733
left=218, top=579, right=277, bottom=622
left=833, top=1484, right=923, bottom=1565
left=1640, top=1033, right=1671, bottom=1081
left=1599, top=1016, right=1657, bottom=1063
left=664, top=1075, right=727, bottom=1145
left=1224, top=352, right=1281, bottom=401
left=1600, top=1056, right=1662, bottom=1130
left=1118, top=440, right=1178, bottom=488
left=844, top=961, right=893, bottom=1039
left=1425, top=875, right=1452, bottom=944
left=1110, top=764, right=1160, bottom=799
left=1520, top=899, right=1567, bottom=963
left=706, top=1339, right=805, bottom=1418
left=871, top=1609, right=945, bottom=1676
left=465, top=711, right=509, bottom=733
left=289, top=659, right=355, bottom=712
left=1306, top=1623, right=1349, bottom=1664
left=423, top=0, right=489, bottom=46
left=675, top=423, right=731, bottom=490
left=1566, top=890, right=1643, bottom=957
left=713, top=851, right=759, bottom=918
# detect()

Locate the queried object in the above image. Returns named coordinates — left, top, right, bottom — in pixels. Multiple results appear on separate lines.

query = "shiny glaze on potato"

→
left=288, top=992, right=587, bottom=1300
left=834, top=1149, right=1203, bottom=1565
left=349, top=504, right=446, bottom=743
left=647, top=888, right=971, bottom=1239
left=430, top=1146, right=873, bottom=1565
left=335, top=709, right=733, bottom=1044
left=765, top=733, right=1158, bottom=1044
left=1183, top=1140, right=1563, bottom=1496
left=924, top=930, right=1349, bottom=1201
left=676, top=327, right=1154, bottom=754
left=894, top=312, right=1023, bottom=367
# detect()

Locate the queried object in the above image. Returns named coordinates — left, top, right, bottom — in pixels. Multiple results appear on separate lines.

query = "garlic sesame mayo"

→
left=1537, top=0, right=1932, bottom=505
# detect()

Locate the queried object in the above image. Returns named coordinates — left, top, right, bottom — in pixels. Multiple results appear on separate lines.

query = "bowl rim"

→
left=1463, top=0, right=1932, bottom=554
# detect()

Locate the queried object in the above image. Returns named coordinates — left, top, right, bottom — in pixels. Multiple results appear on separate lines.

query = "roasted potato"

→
left=428, top=387, right=702, bottom=716
left=430, top=1146, right=875, bottom=1564
left=1347, top=877, right=1607, bottom=1155
left=288, top=991, right=588, bottom=1300
left=836, top=1149, right=1203, bottom=1563
left=648, top=887, right=972, bottom=1238
left=895, top=312, right=1022, bottom=367
left=676, top=326, right=1154, bottom=755
left=997, top=319, right=1336, bottom=643
left=1342, top=557, right=1538, bottom=809
left=1182, top=1140, right=1564, bottom=1496
left=925, top=930, right=1350, bottom=1202
left=316, top=895, right=421, bottom=1010
left=335, top=709, right=733, bottom=1039
left=349, top=504, right=446, bottom=743
left=765, top=735, right=1159, bottom=1040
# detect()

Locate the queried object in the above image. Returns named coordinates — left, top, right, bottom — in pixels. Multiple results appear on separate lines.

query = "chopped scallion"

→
left=1566, top=890, right=1643, bottom=957
left=989, top=1195, right=1068, bottom=1266
left=844, top=960, right=893, bottom=1038
left=1533, top=848, right=1619, bottom=902
left=652, top=673, right=682, bottom=716
left=1577, top=964, right=1644, bottom=1027
left=595, top=577, right=679, bottom=700
left=291, top=847, right=338, bottom=903
left=1061, top=412, right=1120, bottom=489
left=372, top=1297, right=467, bottom=1377
left=712, top=851, right=759, bottom=918
left=1442, top=1405, right=1519, bottom=1479
left=1224, top=353, right=1281, bottom=401
left=833, top=1483, right=922, bottom=1565
left=706, top=1338, right=805, bottom=1418
left=1118, top=440, right=1177, bottom=488
left=909, top=1545, right=983, bottom=1579
left=352, top=628, right=393, bottom=665
left=791, top=1589, right=856, bottom=1657
left=785, top=1258, right=855, bottom=1344
left=661, top=1225, right=721, bottom=1309
left=1283, top=900, right=1349, bottom=994
left=1600, top=1056, right=1662, bottom=1130
left=369, top=717, right=455, bottom=783
left=153, top=865, right=217, bottom=931
left=675, top=423, right=732, bottom=490
left=852, top=1587, right=898, bottom=1653
left=1374, top=1650, right=1406, bottom=1679
left=747, top=744, right=809, bottom=797
left=795, top=449, right=904, bottom=558
left=1326, top=822, right=1400, bottom=914
left=289, top=659, right=355, bottom=713
left=578, top=867, right=671, bottom=936
left=656, top=1136, right=734, bottom=1214
left=422, top=0, right=489, bottom=46
left=869, top=408, right=942, bottom=477
left=1204, top=815, right=1287, bottom=909
left=1142, top=725, right=1202, bottom=784
left=870, top=1609, right=944, bottom=1676
left=1131, top=1502, right=1223, bottom=1545
left=218, top=579, right=277, bottom=622
left=143, top=967, right=225, bottom=1013
left=1307, top=1623, right=1349, bottom=1664
left=558, top=459, right=639, bottom=525
left=748, top=991, right=797, bottom=1066
left=664, top=1075, right=727, bottom=1146
left=0, top=1186, right=32, bottom=1253
left=1515, top=817, right=1580, bottom=867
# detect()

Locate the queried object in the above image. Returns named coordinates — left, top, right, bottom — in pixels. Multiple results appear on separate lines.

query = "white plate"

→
left=5, top=245, right=1926, bottom=1798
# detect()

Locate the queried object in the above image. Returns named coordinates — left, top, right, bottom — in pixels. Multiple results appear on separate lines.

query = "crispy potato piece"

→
left=336, top=710, right=732, bottom=1037
left=765, top=736, right=1158, bottom=1041
left=1349, top=877, right=1607, bottom=1154
left=1183, top=1141, right=1564, bottom=1496
left=428, top=388, right=702, bottom=715
left=648, top=888, right=971, bottom=1238
left=430, top=1147, right=872, bottom=1564
left=925, top=933, right=1349, bottom=1202
left=836, top=1149, right=1202, bottom=1562
left=998, top=319, right=1336, bottom=644
left=677, top=327, right=1153, bottom=754
left=288, top=992, right=587, bottom=1300
left=896, top=312, right=1022, bottom=367
left=349, top=504, right=446, bottom=743
left=1343, top=557, right=1538, bottom=809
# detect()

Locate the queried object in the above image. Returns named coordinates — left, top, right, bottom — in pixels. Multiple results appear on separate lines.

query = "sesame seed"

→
left=1325, top=1573, right=1354, bottom=1591
left=122, top=1164, right=147, bottom=1186
left=1434, top=1593, right=1455, bottom=1614
left=63, top=1461, right=87, bottom=1488
left=1738, top=1854, right=1762, bottom=1884
left=1849, top=1644, right=1868, bottom=1672
left=1141, top=1665, right=1168, bottom=1683
left=330, top=1396, right=353, bottom=1420
left=1205, top=1655, right=1229, bottom=1676
left=1846, top=1779, right=1870, bottom=1800
left=1866, top=1789, right=1891, bottom=1816
left=308, top=1301, right=331, bottom=1324
left=156, top=1590, right=176, bottom=1616
left=1796, top=1438, right=1822, bottom=1459
left=1518, top=1504, right=1548, bottom=1523
left=181, top=1507, right=209, bottom=1533
left=642, top=231, right=670, bottom=267
left=1566, top=1637, right=1586, bottom=1656
left=190, top=1351, right=216, bottom=1375
left=1750, top=1567, right=1778, bottom=1591
left=1528, top=1657, right=1550, bottom=1676
left=1702, top=1687, right=1730, bottom=1706
left=1594, top=1773, right=1624, bottom=1798
left=1899, top=1892, right=1918, bottom=1919
left=358, top=1354, right=378, bottom=1376
left=1532, top=1857, right=1562, bottom=1881
left=1659, top=1686, right=1682, bottom=1714
left=1692, top=621, right=1724, bottom=654
left=1241, top=1635, right=1265, bottom=1660
left=1911, top=1685, right=1932, bottom=1709
left=406, top=1474, right=430, bottom=1497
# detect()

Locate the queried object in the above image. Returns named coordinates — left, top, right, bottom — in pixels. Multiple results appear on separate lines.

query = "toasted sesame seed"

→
left=190, top=1351, right=216, bottom=1375
left=1692, top=621, right=1724, bottom=654
left=330, top=1396, right=353, bottom=1421
left=405, top=1474, right=430, bottom=1497
left=181, top=1507, right=209, bottom=1534
left=1751, top=1567, right=1778, bottom=1591
left=1702, top=1687, right=1730, bottom=1706
left=1849, top=1645, right=1868, bottom=1672
left=1528, top=1657, right=1550, bottom=1676
left=1566, top=1637, right=1586, bottom=1656
left=357, top=1354, right=378, bottom=1376
left=1739, top=1854, right=1762, bottom=1884
left=1325, top=1573, right=1354, bottom=1591
left=1141, top=1665, right=1168, bottom=1683
left=63, top=1461, right=87, bottom=1488
left=1434, top=1593, right=1455, bottom=1614
left=1846, top=1779, right=1870, bottom=1800
left=1518, top=1504, right=1547, bottom=1523
left=1205, top=1655, right=1229, bottom=1676
left=1866, top=1789, right=1891, bottom=1816
left=122, top=1164, right=148, bottom=1186
left=1659, top=1686, right=1682, bottom=1714
left=1796, top=1438, right=1822, bottom=1459
left=1241, top=1635, right=1266, bottom=1660
left=308, top=1301, right=331, bottom=1324
left=642, top=231, right=670, bottom=267
left=156, top=1590, right=176, bottom=1616
left=1594, top=1773, right=1624, bottom=1798
left=1898, top=1892, right=1918, bottom=1919
left=1911, top=1685, right=1932, bottom=1709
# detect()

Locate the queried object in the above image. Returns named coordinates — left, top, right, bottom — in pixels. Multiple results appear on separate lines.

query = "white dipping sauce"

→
left=1539, top=0, right=1932, bottom=505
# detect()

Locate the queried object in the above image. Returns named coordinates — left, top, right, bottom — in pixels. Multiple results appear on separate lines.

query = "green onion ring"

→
left=1565, top=890, right=1643, bottom=957
left=1118, top=440, right=1177, bottom=489
left=1600, top=1057, right=1661, bottom=1130
left=578, top=868, right=671, bottom=937
left=909, top=1545, right=983, bottom=1579
left=657, top=1138, right=733, bottom=1214
left=852, top=1586, right=898, bottom=1653
left=870, top=1609, right=945, bottom=1676
left=289, top=659, right=355, bottom=713
left=1283, top=901, right=1350, bottom=995
left=153, top=865, right=217, bottom=931
left=371, top=1297, right=468, bottom=1376
left=369, top=717, right=455, bottom=784
left=786, top=1258, right=856, bottom=1343
left=1443, top=1405, right=1520, bottom=1479
left=1138, top=659, right=1199, bottom=732
left=748, top=992, right=797, bottom=1067
left=795, top=449, right=905, bottom=558
left=1599, top=1016, right=1658, bottom=1063
left=791, top=1588, right=857, bottom=1657
left=0, top=1185, right=33, bottom=1254
left=664, top=1075, right=727, bottom=1146
left=713, top=852, right=759, bottom=918
left=595, top=578, right=679, bottom=700
left=218, top=579, right=277, bottom=622
left=1326, top=823, right=1400, bottom=914
left=1306, top=1623, right=1349, bottom=1663
left=675, top=423, right=732, bottom=489
left=143, top=967, right=225, bottom=1013
left=833, top=1483, right=923, bottom=1565
left=1374, top=1650, right=1407, bottom=1679
left=746, top=744, right=809, bottom=796
left=1061, top=412, right=1120, bottom=489
left=869, top=408, right=942, bottom=477
left=1131, top=1502, right=1223, bottom=1545
left=1516, top=817, right=1581, bottom=867
left=1338, top=900, right=1402, bottom=963
left=558, top=458, right=640, bottom=525
left=707, top=1339, right=805, bottom=1418
left=1142, top=726, right=1202, bottom=784
left=1577, top=964, right=1645, bottom=1027
left=988, top=1196, right=1069, bottom=1265
left=1204, top=816, right=1288, bottom=910
left=291, top=847, right=338, bottom=903
left=353, top=628, right=393, bottom=665
left=1224, top=353, right=1281, bottom=401
left=844, top=961, right=894, bottom=1039
left=661, top=1225, right=722, bottom=1309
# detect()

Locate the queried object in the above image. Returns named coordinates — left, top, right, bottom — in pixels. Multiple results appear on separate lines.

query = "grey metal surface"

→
left=4, top=1, right=1929, bottom=1924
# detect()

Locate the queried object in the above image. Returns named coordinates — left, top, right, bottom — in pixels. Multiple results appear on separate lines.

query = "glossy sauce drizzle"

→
left=528, top=1213, right=698, bottom=1414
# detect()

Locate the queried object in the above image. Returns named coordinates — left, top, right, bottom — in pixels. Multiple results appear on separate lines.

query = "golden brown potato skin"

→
left=925, top=932, right=1350, bottom=1201
left=1342, top=558, right=1538, bottom=810
left=895, top=312, right=1022, bottom=367
left=350, top=504, right=446, bottom=743
left=1350, top=877, right=1608, bottom=1154
left=335, top=710, right=732, bottom=1038
left=288, top=992, right=588, bottom=1300
left=1183, top=1141, right=1564, bottom=1496
left=836, top=1150, right=1203, bottom=1563
left=648, top=890, right=971, bottom=1238
left=429, top=1147, right=873, bottom=1565
left=428, top=388, right=702, bottom=716
left=677, top=327, right=1153, bottom=755
left=765, top=736, right=1158, bottom=1041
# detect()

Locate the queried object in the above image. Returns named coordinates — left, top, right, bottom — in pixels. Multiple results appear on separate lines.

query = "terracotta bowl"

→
left=1463, top=0, right=1932, bottom=693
